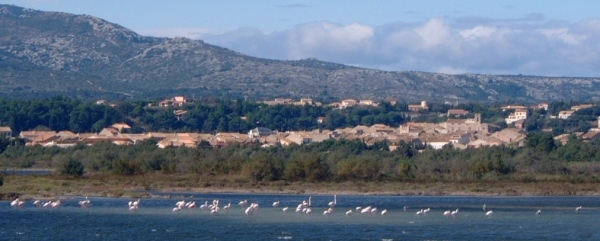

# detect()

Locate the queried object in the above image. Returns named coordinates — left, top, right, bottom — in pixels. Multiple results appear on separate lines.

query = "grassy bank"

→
left=2, top=173, right=599, bottom=200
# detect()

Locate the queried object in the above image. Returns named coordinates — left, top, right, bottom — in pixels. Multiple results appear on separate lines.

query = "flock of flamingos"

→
left=9, top=195, right=585, bottom=218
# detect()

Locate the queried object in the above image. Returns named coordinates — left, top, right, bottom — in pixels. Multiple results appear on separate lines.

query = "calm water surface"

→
left=1, top=194, right=599, bottom=240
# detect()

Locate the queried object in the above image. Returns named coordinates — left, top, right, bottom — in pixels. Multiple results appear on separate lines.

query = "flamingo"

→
left=381, top=209, right=388, bottom=215
left=129, top=199, right=140, bottom=210
left=345, top=210, right=353, bottom=216
left=282, top=207, right=289, bottom=212
left=223, top=203, right=231, bottom=210
left=536, top=209, right=542, bottom=215
left=200, top=201, right=209, bottom=210
left=323, top=208, right=333, bottom=215
left=10, top=198, right=24, bottom=208
left=43, top=201, right=52, bottom=208
left=175, top=200, right=186, bottom=209
left=186, top=201, right=196, bottom=209
left=370, top=207, right=378, bottom=215
left=239, top=200, right=248, bottom=206
left=485, top=210, right=493, bottom=216
left=575, top=206, right=582, bottom=212
left=272, top=201, right=280, bottom=207
left=328, top=194, right=337, bottom=207
left=50, top=200, right=61, bottom=208
left=423, top=207, right=431, bottom=214
left=450, top=209, right=459, bottom=217
left=483, top=204, right=487, bottom=211
left=303, top=207, right=312, bottom=214
left=443, top=210, right=451, bottom=217
left=33, top=200, right=42, bottom=208
left=173, top=206, right=181, bottom=212
left=361, top=206, right=372, bottom=214
left=245, top=203, right=259, bottom=215
left=79, top=197, right=91, bottom=208
left=416, top=209, right=424, bottom=216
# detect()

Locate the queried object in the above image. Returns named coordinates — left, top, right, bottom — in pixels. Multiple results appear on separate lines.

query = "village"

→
left=1, top=97, right=599, bottom=151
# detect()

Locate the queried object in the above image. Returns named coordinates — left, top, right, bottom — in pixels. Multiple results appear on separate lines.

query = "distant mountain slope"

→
left=1, top=4, right=600, bottom=103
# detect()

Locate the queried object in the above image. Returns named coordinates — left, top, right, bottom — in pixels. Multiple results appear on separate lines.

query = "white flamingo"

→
left=485, top=210, right=493, bottom=216
left=223, top=203, right=231, bottom=210
left=175, top=200, right=186, bottom=209
left=11, top=198, right=25, bottom=208
left=200, top=201, right=209, bottom=210
left=575, top=206, right=582, bottom=212
left=443, top=210, right=451, bottom=217
left=272, top=201, right=280, bottom=207
left=239, top=200, right=248, bottom=206
left=328, top=194, right=337, bottom=207
left=79, top=196, right=91, bottom=208
left=346, top=210, right=353, bottom=216
left=450, top=209, right=459, bottom=217
left=33, top=200, right=42, bottom=208
left=416, top=209, right=424, bottom=216
left=50, top=200, right=61, bottom=208
left=282, top=207, right=289, bottom=212
left=381, top=209, right=388, bottom=215
left=245, top=203, right=259, bottom=215
left=129, top=199, right=140, bottom=211
left=536, top=209, right=542, bottom=215
left=323, top=208, right=333, bottom=215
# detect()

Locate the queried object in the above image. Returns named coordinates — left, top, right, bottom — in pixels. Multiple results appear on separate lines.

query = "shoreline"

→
left=2, top=174, right=600, bottom=200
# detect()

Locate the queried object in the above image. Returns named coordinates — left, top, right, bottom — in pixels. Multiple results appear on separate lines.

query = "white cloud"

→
left=538, top=28, right=586, bottom=45
left=173, top=17, right=600, bottom=77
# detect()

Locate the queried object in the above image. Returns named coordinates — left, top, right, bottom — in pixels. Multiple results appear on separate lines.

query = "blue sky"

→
left=5, top=0, right=600, bottom=77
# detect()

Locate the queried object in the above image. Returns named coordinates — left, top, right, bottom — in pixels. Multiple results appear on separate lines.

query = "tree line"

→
left=0, top=132, right=599, bottom=183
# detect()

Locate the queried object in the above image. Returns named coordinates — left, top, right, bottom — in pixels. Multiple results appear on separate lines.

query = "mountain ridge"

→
left=1, top=4, right=600, bottom=103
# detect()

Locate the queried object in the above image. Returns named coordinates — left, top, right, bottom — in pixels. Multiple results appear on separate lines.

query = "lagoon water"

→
left=1, top=194, right=599, bottom=240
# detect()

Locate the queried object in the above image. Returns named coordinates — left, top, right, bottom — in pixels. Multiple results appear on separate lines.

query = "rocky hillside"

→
left=1, top=4, right=600, bottom=103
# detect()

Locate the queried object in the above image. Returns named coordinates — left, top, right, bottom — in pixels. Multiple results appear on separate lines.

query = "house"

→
left=514, top=119, right=525, bottom=129
left=341, top=99, right=358, bottom=108
left=505, top=109, right=528, bottom=124
left=0, top=126, right=11, bottom=138
left=493, top=128, right=526, bottom=144
left=174, top=110, right=188, bottom=120
left=441, top=113, right=496, bottom=134
left=571, top=104, right=593, bottom=111
left=421, top=134, right=452, bottom=149
left=530, top=102, right=549, bottom=111
left=581, top=131, right=600, bottom=142
left=19, top=131, right=56, bottom=143
left=501, top=105, right=527, bottom=111
left=156, top=133, right=198, bottom=148
left=159, top=96, right=190, bottom=107
left=447, top=109, right=470, bottom=117
left=285, top=131, right=313, bottom=145
left=558, top=110, right=575, bottom=119
left=98, top=127, right=120, bottom=137
left=111, top=123, right=131, bottom=133
left=408, top=101, right=428, bottom=112
left=248, top=127, right=273, bottom=139
left=298, top=98, right=313, bottom=105
left=264, top=98, right=293, bottom=105
left=359, top=99, right=378, bottom=107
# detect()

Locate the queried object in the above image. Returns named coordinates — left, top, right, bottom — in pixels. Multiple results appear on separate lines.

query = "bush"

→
left=58, top=158, right=85, bottom=176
